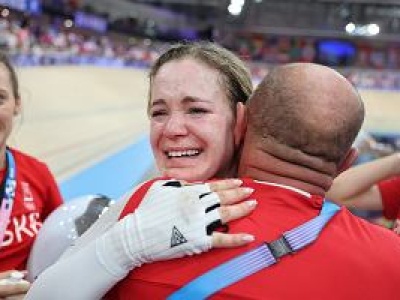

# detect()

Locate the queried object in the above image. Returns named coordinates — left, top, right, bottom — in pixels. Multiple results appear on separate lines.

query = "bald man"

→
left=108, top=63, right=400, bottom=299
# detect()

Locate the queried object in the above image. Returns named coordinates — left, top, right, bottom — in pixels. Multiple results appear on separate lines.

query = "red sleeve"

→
left=41, top=164, right=63, bottom=218
left=119, top=178, right=161, bottom=219
left=379, top=176, right=400, bottom=220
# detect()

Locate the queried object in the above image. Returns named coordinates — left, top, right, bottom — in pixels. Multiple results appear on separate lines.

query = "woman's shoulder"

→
left=8, top=147, right=49, bottom=170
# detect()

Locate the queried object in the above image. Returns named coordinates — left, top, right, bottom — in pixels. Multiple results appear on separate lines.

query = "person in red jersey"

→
left=106, top=63, right=400, bottom=299
left=0, top=52, right=63, bottom=299
left=27, top=42, right=257, bottom=300
left=328, top=152, right=400, bottom=232
left=380, top=176, right=400, bottom=231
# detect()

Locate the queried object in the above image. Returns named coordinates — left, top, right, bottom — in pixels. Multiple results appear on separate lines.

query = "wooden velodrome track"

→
left=8, top=66, right=400, bottom=192
left=10, top=66, right=151, bottom=183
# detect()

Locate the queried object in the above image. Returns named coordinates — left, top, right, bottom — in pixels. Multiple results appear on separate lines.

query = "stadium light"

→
left=228, top=0, right=245, bottom=16
left=345, top=22, right=355, bottom=34
left=367, top=23, right=380, bottom=35
left=228, top=4, right=241, bottom=15
left=233, top=0, right=245, bottom=5
left=345, top=22, right=380, bottom=36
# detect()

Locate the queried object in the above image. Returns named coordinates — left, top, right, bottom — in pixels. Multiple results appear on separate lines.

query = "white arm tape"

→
left=96, top=179, right=220, bottom=276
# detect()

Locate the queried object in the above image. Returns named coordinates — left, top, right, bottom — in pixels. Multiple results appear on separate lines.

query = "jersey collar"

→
left=253, top=180, right=312, bottom=199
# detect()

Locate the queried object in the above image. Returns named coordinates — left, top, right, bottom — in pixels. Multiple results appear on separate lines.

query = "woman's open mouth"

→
left=165, top=149, right=202, bottom=159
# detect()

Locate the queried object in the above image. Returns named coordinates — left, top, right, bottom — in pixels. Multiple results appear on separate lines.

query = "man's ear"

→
left=234, top=102, right=247, bottom=147
left=337, top=147, right=358, bottom=174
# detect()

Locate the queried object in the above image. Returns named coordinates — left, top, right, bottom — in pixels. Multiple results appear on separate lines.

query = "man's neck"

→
left=238, top=143, right=336, bottom=197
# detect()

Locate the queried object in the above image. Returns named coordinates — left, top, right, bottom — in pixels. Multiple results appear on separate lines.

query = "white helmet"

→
left=27, top=194, right=114, bottom=282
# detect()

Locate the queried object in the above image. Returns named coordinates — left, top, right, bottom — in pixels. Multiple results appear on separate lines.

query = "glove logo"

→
left=171, top=226, right=187, bottom=248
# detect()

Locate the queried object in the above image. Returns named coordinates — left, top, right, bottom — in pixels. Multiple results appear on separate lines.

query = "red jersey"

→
left=379, top=176, right=400, bottom=220
left=108, top=178, right=400, bottom=300
left=0, top=148, right=63, bottom=271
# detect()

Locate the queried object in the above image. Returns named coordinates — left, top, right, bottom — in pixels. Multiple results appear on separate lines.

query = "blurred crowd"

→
left=0, top=12, right=166, bottom=68
left=1, top=6, right=400, bottom=91
left=233, top=34, right=400, bottom=70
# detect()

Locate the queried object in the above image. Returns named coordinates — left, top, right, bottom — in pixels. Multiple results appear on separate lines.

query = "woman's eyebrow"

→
left=150, top=99, right=166, bottom=107
left=182, top=96, right=212, bottom=104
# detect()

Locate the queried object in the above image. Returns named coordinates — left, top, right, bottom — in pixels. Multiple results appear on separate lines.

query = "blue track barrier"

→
left=60, top=135, right=154, bottom=201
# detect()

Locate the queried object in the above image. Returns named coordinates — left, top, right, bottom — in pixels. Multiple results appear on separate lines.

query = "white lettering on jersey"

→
left=1, top=213, right=43, bottom=247
left=22, top=182, right=36, bottom=210
left=2, top=224, right=12, bottom=247
left=22, top=182, right=34, bottom=202
left=29, top=212, right=42, bottom=233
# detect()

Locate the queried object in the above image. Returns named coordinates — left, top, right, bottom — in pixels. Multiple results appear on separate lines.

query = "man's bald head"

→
left=246, top=63, right=364, bottom=166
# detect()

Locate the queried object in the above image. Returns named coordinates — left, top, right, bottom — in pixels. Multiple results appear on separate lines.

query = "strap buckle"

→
left=266, top=235, right=293, bottom=261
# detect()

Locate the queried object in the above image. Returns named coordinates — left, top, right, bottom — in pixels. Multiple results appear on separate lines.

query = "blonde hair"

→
left=148, top=41, right=253, bottom=114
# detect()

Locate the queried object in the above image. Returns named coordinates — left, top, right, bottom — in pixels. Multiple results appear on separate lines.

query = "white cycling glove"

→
left=96, top=179, right=224, bottom=277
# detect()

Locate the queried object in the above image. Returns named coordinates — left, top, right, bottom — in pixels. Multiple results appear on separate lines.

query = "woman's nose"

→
left=164, top=113, right=188, bottom=137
